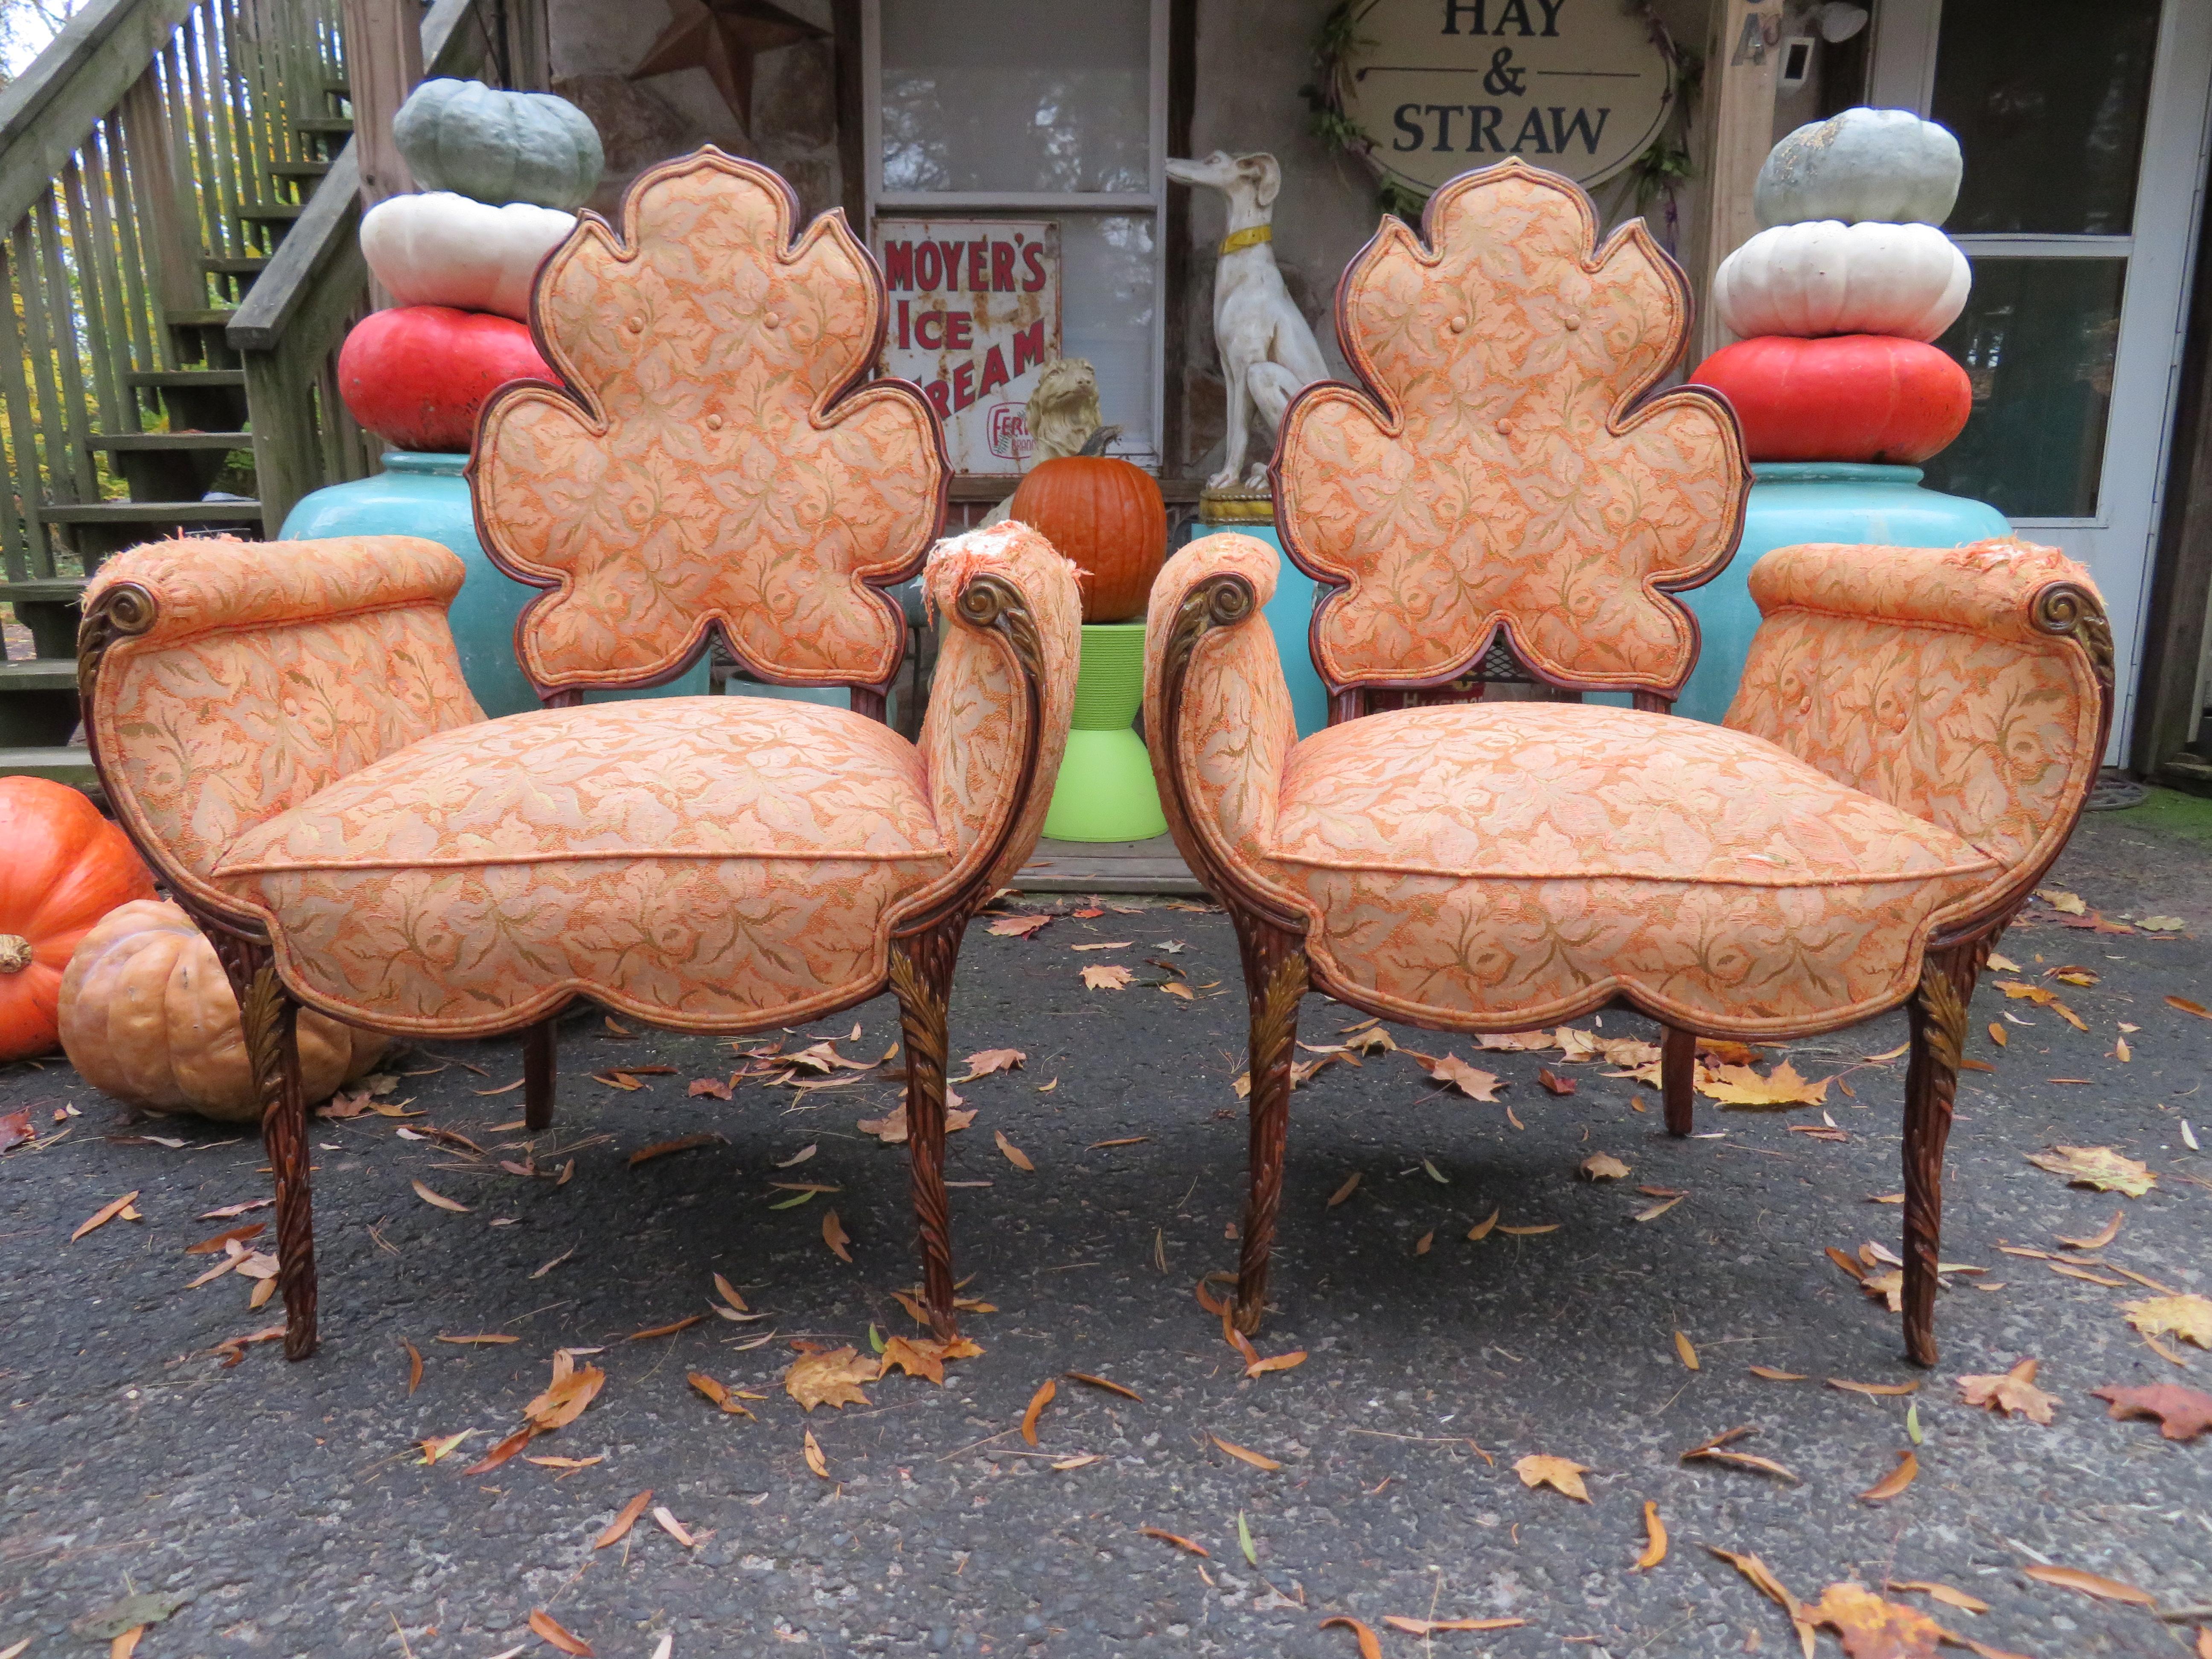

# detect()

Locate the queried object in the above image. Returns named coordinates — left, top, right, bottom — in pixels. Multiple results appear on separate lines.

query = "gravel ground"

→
left=3, top=800, right=2209, bottom=1659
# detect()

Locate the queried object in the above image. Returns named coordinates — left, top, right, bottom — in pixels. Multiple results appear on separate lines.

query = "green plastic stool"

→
left=1042, top=620, right=1168, bottom=843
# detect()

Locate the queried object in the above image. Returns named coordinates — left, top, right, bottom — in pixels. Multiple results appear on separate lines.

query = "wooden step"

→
left=125, top=370, right=246, bottom=390
left=0, top=576, right=87, bottom=604
left=294, top=116, right=355, bottom=134
left=166, top=309, right=236, bottom=328
left=0, top=578, right=87, bottom=658
left=41, top=500, right=260, bottom=526
left=238, top=202, right=305, bottom=225
left=0, top=658, right=79, bottom=692
left=204, top=256, right=270, bottom=275
left=0, top=745, right=97, bottom=786
left=89, top=432, right=254, bottom=453
left=268, top=160, right=332, bottom=180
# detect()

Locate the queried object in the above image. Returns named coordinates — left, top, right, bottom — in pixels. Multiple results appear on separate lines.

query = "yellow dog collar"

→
left=1218, top=224, right=1273, bottom=256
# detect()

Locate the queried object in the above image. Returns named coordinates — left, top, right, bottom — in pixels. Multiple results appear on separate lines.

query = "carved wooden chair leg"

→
left=1901, top=942, right=1980, bottom=1367
left=523, top=1017, right=558, bottom=1132
left=232, top=951, right=319, bottom=1360
left=1233, top=927, right=1309, bottom=1336
left=891, top=931, right=960, bottom=1341
left=1660, top=1025, right=1696, bottom=1137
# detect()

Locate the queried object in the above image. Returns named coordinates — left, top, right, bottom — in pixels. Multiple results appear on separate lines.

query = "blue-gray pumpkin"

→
left=393, top=78, right=604, bottom=211
left=1753, top=108, right=1962, bottom=230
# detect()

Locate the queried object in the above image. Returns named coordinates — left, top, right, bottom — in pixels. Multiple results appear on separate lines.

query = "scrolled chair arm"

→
left=898, top=521, right=1082, bottom=926
left=79, top=534, right=483, bottom=925
left=1141, top=533, right=1304, bottom=920
left=1724, top=536, right=2112, bottom=889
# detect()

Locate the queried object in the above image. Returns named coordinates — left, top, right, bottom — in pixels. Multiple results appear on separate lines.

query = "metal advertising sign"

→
left=873, top=219, right=1062, bottom=476
left=1341, top=0, right=1673, bottom=195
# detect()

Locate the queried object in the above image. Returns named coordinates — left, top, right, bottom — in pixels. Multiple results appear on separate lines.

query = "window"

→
left=864, top=0, right=1169, bottom=471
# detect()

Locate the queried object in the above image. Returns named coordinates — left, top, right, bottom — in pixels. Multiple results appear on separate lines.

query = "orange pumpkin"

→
left=1009, top=445, right=1168, bottom=624
left=59, top=899, right=390, bottom=1121
left=0, top=776, right=157, bottom=1062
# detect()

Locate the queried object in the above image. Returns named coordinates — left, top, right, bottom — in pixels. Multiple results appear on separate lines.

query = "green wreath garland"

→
left=1301, top=0, right=1702, bottom=246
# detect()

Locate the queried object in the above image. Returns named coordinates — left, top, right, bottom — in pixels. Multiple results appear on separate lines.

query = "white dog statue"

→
left=1166, top=150, right=1330, bottom=491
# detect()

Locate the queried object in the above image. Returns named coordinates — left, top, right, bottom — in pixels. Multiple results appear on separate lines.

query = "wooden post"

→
left=340, top=0, right=421, bottom=210
left=114, top=61, right=202, bottom=328
left=1687, top=0, right=1784, bottom=366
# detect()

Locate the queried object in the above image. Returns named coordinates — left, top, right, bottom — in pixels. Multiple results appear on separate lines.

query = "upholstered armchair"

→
left=80, top=151, right=1081, bottom=1358
left=1144, top=160, right=2110, bottom=1366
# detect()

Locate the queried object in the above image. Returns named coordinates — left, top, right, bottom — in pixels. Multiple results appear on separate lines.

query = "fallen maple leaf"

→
left=1700, top=1060, right=1831, bottom=1108
left=2037, top=885, right=2087, bottom=914
left=1957, top=1358, right=2058, bottom=1424
left=2027, top=1144, right=2155, bottom=1196
left=686, top=1076, right=733, bottom=1099
left=70, top=1190, right=142, bottom=1242
left=1513, top=1452, right=1590, bottom=1502
left=1211, top=1434, right=1281, bottom=1472
left=855, top=1095, right=974, bottom=1144
left=785, top=1346, right=875, bottom=1411
left=2090, top=1382, right=2212, bottom=1440
left=964, top=1048, right=1027, bottom=1076
left=878, top=1335, right=946, bottom=1384
left=1021, top=1378, right=1055, bottom=1445
left=1634, top=1500, right=1666, bottom=1570
left=821, top=1208, right=853, bottom=1263
left=994, top=1130, right=1034, bottom=1171
left=1081, top=964, right=1133, bottom=990
left=1580, top=1152, right=1630, bottom=1181
left=2124, top=1292, right=2212, bottom=1350
left=986, top=913, right=1052, bottom=938
left=1858, top=1449, right=1918, bottom=1503
left=1423, top=1053, right=1503, bottom=1101
left=1537, top=1068, right=1577, bottom=1096
left=1319, top=1616, right=1381, bottom=1657
left=2020, top=1563, right=2156, bottom=1606
left=529, top=1609, right=594, bottom=1655
left=1806, top=1581, right=1944, bottom=1658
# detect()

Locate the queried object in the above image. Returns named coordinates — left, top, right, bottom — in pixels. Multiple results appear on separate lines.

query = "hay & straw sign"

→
left=1344, top=0, right=1673, bottom=195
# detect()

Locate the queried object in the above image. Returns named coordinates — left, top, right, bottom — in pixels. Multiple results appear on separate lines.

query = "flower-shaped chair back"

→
left=472, top=149, right=947, bottom=699
left=1273, top=158, right=1749, bottom=701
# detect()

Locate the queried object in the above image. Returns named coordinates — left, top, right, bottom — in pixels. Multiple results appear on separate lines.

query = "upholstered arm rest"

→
left=905, top=522, right=1082, bottom=909
left=1724, top=537, right=2110, bottom=876
left=1142, top=533, right=1301, bottom=906
left=81, top=535, right=485, bottom=922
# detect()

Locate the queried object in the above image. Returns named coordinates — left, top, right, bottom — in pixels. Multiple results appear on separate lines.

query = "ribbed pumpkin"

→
left=58, top=900, right=389, bottom=1122
left=1691, top=335, right=1973, bottom=465
left=0, top=776, right=156, bottom=1062
left=1007, top=437, right=1167, bottom=623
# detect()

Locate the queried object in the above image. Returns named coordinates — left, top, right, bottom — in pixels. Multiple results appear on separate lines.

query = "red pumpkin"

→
left=0, top=776, right=157, bottom=1062
left=1690, top=334, right=1972, bottom=465
left=1009, top=452, right=1169, bottom=624
left=337, top=304, right=551, bottom=453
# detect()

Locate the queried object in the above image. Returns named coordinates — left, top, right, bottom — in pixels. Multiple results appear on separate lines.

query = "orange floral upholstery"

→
left=1144, top=533, right=2107, bottom=1037
left=1273, top=159, right=1747, bottom=696
left=472, top=149, right=946, bottom=694
left=82, top=534, right=484, bottom=928
left=85, top=521, right=1078, bottom=1038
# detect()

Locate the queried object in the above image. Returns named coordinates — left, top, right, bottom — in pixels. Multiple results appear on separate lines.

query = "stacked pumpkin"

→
left=340, top=79, right=604, bottom=453
left=1692, top=108, right=1973, bottom=466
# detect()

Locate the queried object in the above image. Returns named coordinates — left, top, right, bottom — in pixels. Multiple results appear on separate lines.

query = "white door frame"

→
left=1870, top=0, right=2212, bottom=763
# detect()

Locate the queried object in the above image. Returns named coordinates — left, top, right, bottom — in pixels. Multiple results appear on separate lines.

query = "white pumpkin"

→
left=360, top=191, right=575, bottom=323
left=1754, top=108, right=1962, bottom=229
left=1715, top=221, right=1970, bottom=342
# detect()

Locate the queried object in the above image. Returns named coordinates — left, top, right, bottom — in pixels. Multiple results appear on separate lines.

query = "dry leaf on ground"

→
left=2090, top=1382, right=2212, bottom=1440
left=964, top=1047, right=1027, bottom=1076
left=1634, top=1500, right=1667, bottom=1570
left=803, top=1429, right=829, bottom=1479
left=1140, top=1526, right=1210, bottom=1557
left=1829, top=1378, right=1920, bottom=1399
left=1513, top=1453, right=1590, bottom=1502
left=2056, top=1209, right=2125, bottom=1249
left=1806, top=1581, right=1944, bottom=1657
left=2027, top=1145, right=2156, bottom=1197
left=1318, top=1616, right=1382, bottom=1657
left=785, top=1347, right=875, bottom=1412
left=1422, top=1053, right=1504, bottom=1101
left=878, top=1335, right=947, bottom=1384
left=995, top=1131, right=1034, bottom=1171
left=1699, top=1060, right=1831, bottom=1108
left=1327, top=1172, right=1362, bottom=1207
left=986, top=913, right=1051, bottom=938
left=629, top=1132, right=718, bottom=1166
left=1580, top=1152, right=1630, bottom=1181
left=1466, top=1208, right=1499, bottom=1240
left=1211, top=1434, right=1281, bottom=1471
left=1750, top=1365, right=1809, bottom=1381
left=1081, top=964, right=1134, bottom=991
left=1065, top=1370, right=1142, bottom=1401
left=821, top=1209, right=853, bottom=1263
left=1537, top=1068, right=1578, bottom=1096
left=1382, top=1617, right=1527, bottom=1634
left=1957, top=1358, right=2058, bottom=1423
left=2020, top=1564, right=2156, bottom=1606
left=1682, top=1425, right=1799, bottom=1482
left=70, top=1191, right=142, bottom=1241
left=2124, top=1293, right=2212, bottom=1350
left=652, top=1505, right=696, bottom=1547
left=1706, top=1545, right=1806, bottom=1624
left=688, top=1372, right=755, bottom=1417
left=526, top=1364, right=605, bottom=1432
left=1886, top=1580, right=1989, bottom=1615
left=410, top=1179, right=471, bottom=1214
left=1858, top=1449, right=1918, bottom=1503
left=1020, top=1379, right=1056, bottom=1445
left=1246, top=1350, right=1307, bottom=1379
left=528, top=1609, right=594, bottom=1656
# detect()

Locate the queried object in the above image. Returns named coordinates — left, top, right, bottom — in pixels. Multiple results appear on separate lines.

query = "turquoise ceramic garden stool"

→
left=1197, top=491, right=1329, bottom=739
left=282, top=450, right=710, bottom=715
left=1042, top=620, right=1168, bottom=842
left=1673, top=461, right=2009, bottom=725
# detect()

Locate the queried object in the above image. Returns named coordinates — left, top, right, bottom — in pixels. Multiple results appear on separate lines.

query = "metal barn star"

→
left=628, top=0, right=826, bottom=131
